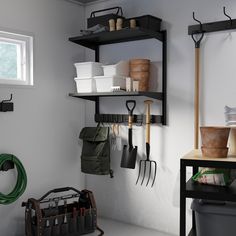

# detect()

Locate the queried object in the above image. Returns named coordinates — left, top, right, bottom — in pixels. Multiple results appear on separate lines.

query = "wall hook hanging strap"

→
left=191, top=12, right=204, bottom=48
left=223, top=6, right=232, bottom=26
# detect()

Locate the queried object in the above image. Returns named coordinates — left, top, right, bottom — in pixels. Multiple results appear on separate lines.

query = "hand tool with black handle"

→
left=121, top=100, right=138, bottom=169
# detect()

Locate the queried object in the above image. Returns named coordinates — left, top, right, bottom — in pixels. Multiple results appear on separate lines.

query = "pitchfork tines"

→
left=136, top=143, right=157, bottom=187
left=136, top=100, right=157, bottom=187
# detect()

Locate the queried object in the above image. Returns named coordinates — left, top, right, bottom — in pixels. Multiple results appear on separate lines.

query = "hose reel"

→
left=0, top=154, right=27, bottom=205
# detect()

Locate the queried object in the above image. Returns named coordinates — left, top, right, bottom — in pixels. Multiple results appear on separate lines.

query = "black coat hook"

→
left=223, top=6, right=232, bottom=26
left=191, top=12, right=204, bottom=48
left=1, top=94, right=13, bottom=103
left=0, top=94, right=14, bottom=112
left=193, top=12, right=203, bottom=32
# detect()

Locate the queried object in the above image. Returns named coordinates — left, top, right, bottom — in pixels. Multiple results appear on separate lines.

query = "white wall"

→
left=84, top=0, right=236, bottom=235
left=0, top=0, right=85, bottom=235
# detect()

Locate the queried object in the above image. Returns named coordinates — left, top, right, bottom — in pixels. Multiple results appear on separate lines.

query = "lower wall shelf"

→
left=69, top=91, right=166, bottom=125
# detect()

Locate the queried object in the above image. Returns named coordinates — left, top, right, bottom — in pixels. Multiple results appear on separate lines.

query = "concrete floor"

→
left=88, top=218, right=174, bottom=236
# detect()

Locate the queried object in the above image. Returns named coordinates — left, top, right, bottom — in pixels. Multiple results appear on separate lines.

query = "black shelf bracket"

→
left=189, top=7, right=236, bottom=35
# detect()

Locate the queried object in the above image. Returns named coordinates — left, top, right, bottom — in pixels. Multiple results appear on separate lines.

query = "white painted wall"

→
left=0, top=0, right=85, bottom=235
left=84, top=0, right=236, bottom=235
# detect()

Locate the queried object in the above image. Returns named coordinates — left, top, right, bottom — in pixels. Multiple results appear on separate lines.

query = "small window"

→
left=0, top=30, right=33, bottom=86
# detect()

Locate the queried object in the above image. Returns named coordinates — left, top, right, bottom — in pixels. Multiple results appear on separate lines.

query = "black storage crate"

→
left=87, top=6, right=125, bottom=28
left=125, top=15, right=162, bottom=32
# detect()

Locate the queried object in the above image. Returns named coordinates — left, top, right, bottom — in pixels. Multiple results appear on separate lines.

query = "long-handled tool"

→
left=136, top=100, right=157, bottom=187
left=121, top=100, right=137, bottom=169
left=191, top=12, right=204, bottom=149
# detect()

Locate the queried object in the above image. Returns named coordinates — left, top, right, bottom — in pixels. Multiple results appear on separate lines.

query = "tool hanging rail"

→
left=188, top=7, right=236, bottom=35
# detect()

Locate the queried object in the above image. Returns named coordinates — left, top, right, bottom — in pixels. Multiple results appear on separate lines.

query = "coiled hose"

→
left=0, top=154, right=27, bottom=205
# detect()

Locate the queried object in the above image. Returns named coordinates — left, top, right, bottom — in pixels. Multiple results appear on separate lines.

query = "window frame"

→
left=0, top=30, right=33, bottom=86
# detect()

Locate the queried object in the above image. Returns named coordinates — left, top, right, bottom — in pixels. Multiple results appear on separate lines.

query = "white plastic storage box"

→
left=74, top=77, right=95, bottom=93
left=74, top=62, right=103, bottom=78
left=102, top=61, right=129, bottom=77
left=191, top=199, right=236, bottom=236
left=94, top=75, right=126, bottom=92
left=225, top=106, right=236, bottom=126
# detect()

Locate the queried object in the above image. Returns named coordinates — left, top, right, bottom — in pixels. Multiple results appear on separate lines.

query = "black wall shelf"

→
left=69, top=28, right=164, bottom=50
left=69, top=26, right=167, bottom=125
left=69, top=91, right=163, bottom=101
left=69, top=92, right=164, bottom=124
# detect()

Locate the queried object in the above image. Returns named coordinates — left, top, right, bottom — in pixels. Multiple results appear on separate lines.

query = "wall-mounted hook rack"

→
left=188, top=6, right=236, bottom=35
left=0, top=94, right=14, bottom=112
left=94, top=114, right=162, bottom=124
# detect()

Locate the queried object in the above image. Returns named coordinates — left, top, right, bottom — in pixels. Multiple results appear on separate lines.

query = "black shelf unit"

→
left=180, top=150, right=236, bottom=236
left=69, top=27, right=167, bottom=125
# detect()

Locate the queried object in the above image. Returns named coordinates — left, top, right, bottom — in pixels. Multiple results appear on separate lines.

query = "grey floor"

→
left=89, top=218, right=174, bottom=236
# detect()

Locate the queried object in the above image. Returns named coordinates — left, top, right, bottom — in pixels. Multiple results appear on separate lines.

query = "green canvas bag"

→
left=79, top=126, right=113, bottom=177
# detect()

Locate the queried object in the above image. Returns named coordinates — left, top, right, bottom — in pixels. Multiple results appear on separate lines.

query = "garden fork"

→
left=136, top=100, right=157, bottom=187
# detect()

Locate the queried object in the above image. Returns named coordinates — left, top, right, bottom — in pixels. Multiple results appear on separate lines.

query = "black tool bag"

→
left=79, top=126, right=113, bottom=178
left=22, top=187, right=104, bottom=236
left=87, top=6, right=125, bottom=28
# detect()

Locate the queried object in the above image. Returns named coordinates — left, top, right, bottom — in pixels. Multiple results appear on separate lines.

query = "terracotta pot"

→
left=130, top=71, right=149, bottom=79
left=201, top=147, right=228, bottom=158
left=200, top=126, right=230, bottom=148
left=130, top=59, right=150, bottom=65
left=130, top=63, right=150, bottom=72
left=130, top=71, right=149, bottom=91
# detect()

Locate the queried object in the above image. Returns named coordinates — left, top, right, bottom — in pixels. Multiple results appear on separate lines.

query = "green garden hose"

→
left=0, top=154, right=27, bottom=205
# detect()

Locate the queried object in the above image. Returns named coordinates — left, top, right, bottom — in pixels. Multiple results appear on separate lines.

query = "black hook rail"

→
left=94, top=114, right=162, bottom=125
left=189, top=6, right=236, bottom=35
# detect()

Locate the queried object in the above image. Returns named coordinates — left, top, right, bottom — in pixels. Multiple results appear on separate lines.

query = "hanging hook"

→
left=193, top=12, right=203, bottom=32
left=223, top=6, right=232, bottom=26
left=191, top=12, right=204, bottom=48
left=1, top=94, right=13, bottom=103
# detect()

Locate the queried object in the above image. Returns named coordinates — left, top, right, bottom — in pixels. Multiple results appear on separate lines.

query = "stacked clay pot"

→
left=200, top=127, right=231, bottom=158
left=130, top=59, right=150, bottom=91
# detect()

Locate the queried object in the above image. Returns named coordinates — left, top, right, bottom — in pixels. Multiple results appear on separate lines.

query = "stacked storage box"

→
left=74, top=62, right=103, bottom=93
left=74, top=61, right=128, bottom=93
left=95, top=61, right=128, bottom=92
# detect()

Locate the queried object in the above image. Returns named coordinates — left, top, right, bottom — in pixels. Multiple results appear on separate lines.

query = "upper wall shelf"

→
left=69, top=91, right=163, bottom=101
left=69, top=28, right=165, bottom=50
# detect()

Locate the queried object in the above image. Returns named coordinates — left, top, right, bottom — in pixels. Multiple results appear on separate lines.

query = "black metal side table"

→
left=180, top=150, right=236, bottom=236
